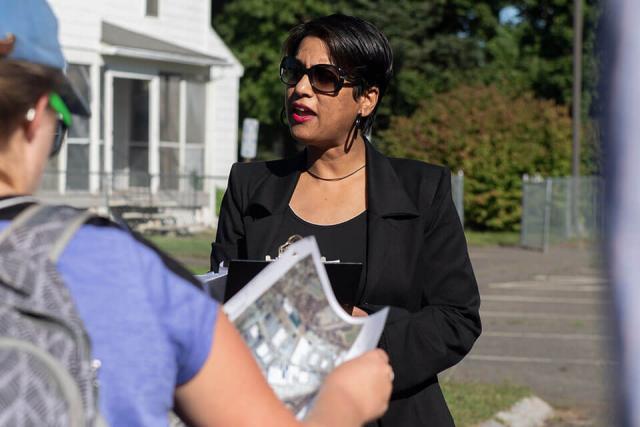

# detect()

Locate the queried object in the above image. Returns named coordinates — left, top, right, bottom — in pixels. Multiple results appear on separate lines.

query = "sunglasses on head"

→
left=46, top=92, right=71, bottom=158
left=279, top=56, right=358, bottom=94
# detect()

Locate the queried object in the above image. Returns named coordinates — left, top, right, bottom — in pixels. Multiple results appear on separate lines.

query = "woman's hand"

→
left=351, top=306, right=369, bottom=317
left=306, top=349, right=393, bottom=427
left=176, top=314, right=391, bottom=427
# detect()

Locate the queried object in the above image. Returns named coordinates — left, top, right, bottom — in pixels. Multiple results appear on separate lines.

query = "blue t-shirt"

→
left=0, top=206, right=219, bottom=426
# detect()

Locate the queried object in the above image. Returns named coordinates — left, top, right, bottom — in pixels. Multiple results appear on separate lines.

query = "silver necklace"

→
left=306, top=164, right=366, bottom=181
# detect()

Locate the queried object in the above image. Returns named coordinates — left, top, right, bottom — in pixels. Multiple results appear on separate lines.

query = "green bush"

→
left=379, top=84, right=572, bottom=231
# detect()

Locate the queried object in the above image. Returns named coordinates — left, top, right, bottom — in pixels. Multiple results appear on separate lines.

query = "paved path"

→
left=445, top=243, right=613, bottom=426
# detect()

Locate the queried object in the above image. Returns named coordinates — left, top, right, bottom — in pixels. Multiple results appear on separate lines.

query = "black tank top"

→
left=267, top=207, right=367, bottom=264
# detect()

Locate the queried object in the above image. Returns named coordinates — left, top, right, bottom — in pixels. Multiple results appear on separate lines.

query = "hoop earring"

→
left=346, top=114, right=361, bottom=152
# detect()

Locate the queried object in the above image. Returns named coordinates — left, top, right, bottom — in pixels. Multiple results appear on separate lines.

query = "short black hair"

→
left=283, top=14, right=393, bottom=136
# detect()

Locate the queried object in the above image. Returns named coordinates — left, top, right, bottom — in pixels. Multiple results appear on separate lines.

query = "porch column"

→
left=57, top=142, right=67, bottom=194
left=103, top=70, right=116, bottom=214
left=103, top=71, right=114, bottom=181
left=179, top=79, right=187, bottom=192
left=149, top=76, right=160, bottom=194
left=89, top=61, right=101, bottom=193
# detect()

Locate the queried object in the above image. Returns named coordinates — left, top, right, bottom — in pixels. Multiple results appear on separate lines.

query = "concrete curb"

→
left=477, top=396, right=554, bottom=427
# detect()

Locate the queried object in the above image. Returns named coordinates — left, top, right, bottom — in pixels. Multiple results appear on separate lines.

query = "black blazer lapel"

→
left=361, top=212, right=393, bottom=301
left=243, top=152, right=305, bottom=259
left=361, top=142, right=419, bottom=301
left=240, top=143, right=420, bottom=293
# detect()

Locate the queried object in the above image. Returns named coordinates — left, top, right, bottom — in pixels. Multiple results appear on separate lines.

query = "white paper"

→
left=224, top=237, right=388, bottom=417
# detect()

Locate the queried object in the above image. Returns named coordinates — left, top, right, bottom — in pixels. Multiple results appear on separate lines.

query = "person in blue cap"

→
left=0, top=1, right=393, bottom=426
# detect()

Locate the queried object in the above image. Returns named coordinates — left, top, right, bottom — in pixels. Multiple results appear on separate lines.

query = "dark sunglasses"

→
left=48, top=93, right=71, bottom=158
left=50, top=119, right=68, bottom=158
left=279, top=56, right=356, bottom=94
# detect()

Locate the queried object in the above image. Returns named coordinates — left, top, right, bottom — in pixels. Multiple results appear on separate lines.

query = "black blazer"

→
left=211, top=142, right=481, bottom=426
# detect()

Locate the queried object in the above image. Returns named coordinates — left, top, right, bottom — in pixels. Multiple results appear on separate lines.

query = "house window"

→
left=157, top=77, right=207, bottom=191
left=66, top=64, right=91, bottom=190
left=129, top=80, right=151, bottom=187
left=160, top=146, right=179, bottom=189
left=186, top=81, right=206, bottom=190
left=159, top=74, right=180, bottom=189
left=41, top=159, right=59, bottom=192
left=145, top=0, right=158, bottom=17
left=160, top=75, right=180, bottom=142
left=186, top=81, right=205, bottom=144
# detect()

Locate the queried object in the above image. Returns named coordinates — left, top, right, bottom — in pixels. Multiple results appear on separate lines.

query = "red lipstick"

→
left=291, top=102, right=316, bottom=123
left=292, top=112, right=314, bottom=123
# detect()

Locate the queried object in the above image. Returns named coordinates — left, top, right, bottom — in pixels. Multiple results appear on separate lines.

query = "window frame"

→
left=182, top=80, right=206, bottom=191
left=145, top=0, right=159, bottom=17
left=65, top=63, right=93, bottom=191
left=157, top=77, right=207, bottom=191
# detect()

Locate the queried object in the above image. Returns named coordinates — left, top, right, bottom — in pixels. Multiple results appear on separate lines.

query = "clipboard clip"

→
left=265, top=235, right=340, bottom=264
left=278, top=234, right=303, bottom=256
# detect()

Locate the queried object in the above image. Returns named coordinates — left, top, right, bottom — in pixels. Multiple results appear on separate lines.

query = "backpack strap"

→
left=0, top=205, right=93, bottom=296
left=0, top=204, right=102, bottom=425
left=0, top=195, right=38, bottom=210
left=48, top=209, right=94, bottom=263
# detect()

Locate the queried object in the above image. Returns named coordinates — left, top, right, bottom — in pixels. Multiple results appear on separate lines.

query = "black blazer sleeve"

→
left=210, top=164, right=246, bottom=271
left=367, top=168, right=481, bottom=394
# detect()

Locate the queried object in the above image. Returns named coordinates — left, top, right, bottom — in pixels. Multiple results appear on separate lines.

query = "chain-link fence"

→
left=37, top=171, right=228, bottom=233
left=520, top=175, right=603, bottom=251
left=451, top=170, right=464, bottom=227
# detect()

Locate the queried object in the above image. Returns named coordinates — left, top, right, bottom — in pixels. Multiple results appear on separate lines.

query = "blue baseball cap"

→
left=0, top=0, right=90, bottom=117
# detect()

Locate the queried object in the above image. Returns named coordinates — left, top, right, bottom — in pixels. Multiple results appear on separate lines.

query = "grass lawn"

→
left=146, top=232, right=214, bottom=274
left=464, top=230, right=520, bottom=247
left=146, top=232, right=214, bottom=258
left=147, top=230, right=523, bottom=273
left=146, top=233, right=532, bottom=424
left=442, top=380, right=532, bottom=426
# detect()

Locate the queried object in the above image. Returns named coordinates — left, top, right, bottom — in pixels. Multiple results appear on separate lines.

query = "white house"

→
left=41, top=0, right=243, bottom=227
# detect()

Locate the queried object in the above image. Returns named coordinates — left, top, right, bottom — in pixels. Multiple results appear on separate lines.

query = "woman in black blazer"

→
left=211, top=14, right=481, bottom=426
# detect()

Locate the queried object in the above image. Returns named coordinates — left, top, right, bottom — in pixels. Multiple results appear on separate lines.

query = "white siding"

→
left=206, top=70, right=239, bottom=178
left=49, top=0, right=239, bottom=66
left=49, top=0, right=243, bottom=219
left=49, top=0, right=101, bottom=51
left=205, top=29, right=243, bottom=76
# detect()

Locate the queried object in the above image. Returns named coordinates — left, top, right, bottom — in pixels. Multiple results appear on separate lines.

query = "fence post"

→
left=456, top=170, right=464, bottom=227
left=191, top=172, right=198, bottom=224
left=543, top=178, right=553, bottom=252
left=597, top=176, right=605, bottom=239
left=520, top=174, right=528, bottom=247
left=565, top=177, right=573, bottom=239
left=572, top=174, right=584, bottom=238
left=102, top=172, right=111, bottom=217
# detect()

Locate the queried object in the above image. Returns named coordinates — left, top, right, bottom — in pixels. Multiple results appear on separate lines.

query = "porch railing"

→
left=37, top=170, right=228, bottom=232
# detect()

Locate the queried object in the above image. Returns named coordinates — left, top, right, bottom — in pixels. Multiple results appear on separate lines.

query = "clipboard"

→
left=224, top=259, right=363, bottom=310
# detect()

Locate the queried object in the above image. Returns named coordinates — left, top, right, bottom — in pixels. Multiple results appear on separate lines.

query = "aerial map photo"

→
left=232, top=254, right=363, bottom=414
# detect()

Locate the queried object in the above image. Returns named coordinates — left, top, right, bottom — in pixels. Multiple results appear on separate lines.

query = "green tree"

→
left=513, top=0, right=599, bottom=111
left=380, top=85, right=573, bottom=230
left=214, top=0, right=511, bottom=157
left=340, top=0, right=509, bottom=128
left=213, top=0, right=335, bottom=157
left=513, top=0, right=601, bottom=176
left=214, top=0, right=336, bottom=127
left=214, top=0, right=600, bottom=176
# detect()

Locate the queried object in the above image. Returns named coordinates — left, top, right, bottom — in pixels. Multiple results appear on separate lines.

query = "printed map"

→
left=233, top=254, right=363, bottom=413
